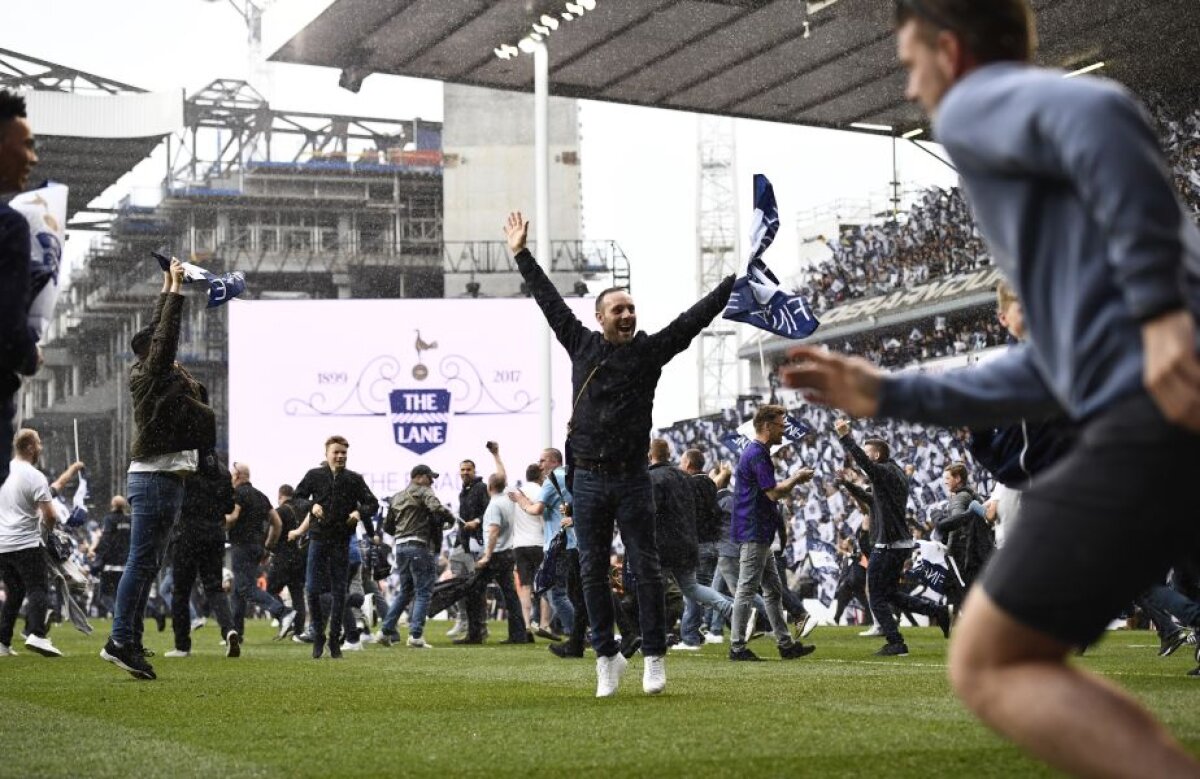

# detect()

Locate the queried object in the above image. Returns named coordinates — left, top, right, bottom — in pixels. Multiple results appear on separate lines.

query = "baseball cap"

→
left=411, top=464, right=439, bottom=480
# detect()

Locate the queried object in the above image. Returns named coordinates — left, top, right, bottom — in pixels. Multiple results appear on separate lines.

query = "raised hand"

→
left=504, top=212, right=529, bottom=255
left=782, top=346, right=883, bottom=420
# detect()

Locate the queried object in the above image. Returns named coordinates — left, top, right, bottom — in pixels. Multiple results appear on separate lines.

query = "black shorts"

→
left=980, top=393, right=1200, bottom=647
left=514, top=546, right=545, bottom=587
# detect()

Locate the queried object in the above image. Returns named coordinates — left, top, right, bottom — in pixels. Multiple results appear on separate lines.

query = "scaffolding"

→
left=696, top=115, right=740, bottom=416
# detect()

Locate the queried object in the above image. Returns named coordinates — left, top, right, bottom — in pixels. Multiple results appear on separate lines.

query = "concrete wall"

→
left=442, top=83, right=581, bottom=299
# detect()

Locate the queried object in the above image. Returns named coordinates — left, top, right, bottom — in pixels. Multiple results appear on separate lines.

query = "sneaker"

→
left=343, top=639, right=364, bottom=652
left=1159, top=630, right=1189, bottom=658
left=859, top=624, right=882, bottom=637
left=329, top=642, right=343, bottom=660
left=190, top=617, right=207, bottom=631
left=165, top=649, right=190, bottom=658
left=793, top=614, right=817, bottom=640
left=407, top=636, right=432, bottom=649
left=270, top=618, right=280, bottom=628
left=595, top=652, right=629, bottom=698
left=226, top=630, right=241, bottom=658
left=277, top=609, right=298, bottom=640
left=549, top=642, right=584, bottom=659
left=779, top=642, right=816, bottom=660
left=0, top=643, right=16, bottom=657
left=875, top=642, right=909, bottom=657
left=100, top=638, right=156, bottom=680
left=729, top=647, right=761, bottom=662
left=136, top=646, right=155, bottom=659
left=312, top=634, right=326, bottom=659
left=294, top=631, right=314, bottom=644
left=704, top=632, right=725, bottom=645
left=452, top=635, right=485, bottom=645
left=24, top=634, right=63, bottom=658
left=935, top=607, right=952, bottom=640
left=619, top=636, right=643, bottom=659
left=377, top=631, right=399, bottom=647
left=446, top=622, right=465, bottom=638
left=643, top=654, right=666, bottom=695
left=1188, top=666, right=1200, bottom=678
left=669, top=642, right=702, bottom=652
left=533, top=624, right=563, bottom=642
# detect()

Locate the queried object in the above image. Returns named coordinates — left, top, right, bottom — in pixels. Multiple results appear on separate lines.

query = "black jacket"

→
left=690, top=473, right=723, bottom=544
left=968, top=417, right=1076, bottom=489
left=840, top=434, right=909, bottom=547
left=516, top=249, right=733, bottom=468
left=456, top=477, right=489, bottom=551
left=649, top=462, right=698, bottom=570
left=93, top=511, right=132, bottom=567
left=293, top=464, right=377, bottom=542
left=0, top=205, right=38, bottom=386
left=938, top=486, right=993, bottom=573
left=176, top=451, right=235, bottom=550
left=129, top=293, right=216, bottom=460
left=273, top=498, right=310, bottom=561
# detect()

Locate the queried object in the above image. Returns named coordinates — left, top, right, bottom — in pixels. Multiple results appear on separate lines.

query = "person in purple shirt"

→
left=727, top=404, right=816, bottom=662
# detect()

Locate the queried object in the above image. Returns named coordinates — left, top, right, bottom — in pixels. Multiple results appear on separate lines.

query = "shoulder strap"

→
left=547, top=471, right=566, bottom=501
left=567, top=359, right=608, bottom=435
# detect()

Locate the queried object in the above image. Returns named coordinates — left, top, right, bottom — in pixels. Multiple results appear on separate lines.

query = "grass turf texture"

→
left=1, top=622, right=1197, bottom=778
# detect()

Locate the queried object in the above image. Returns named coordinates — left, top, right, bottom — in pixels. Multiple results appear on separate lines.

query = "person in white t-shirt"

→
left=474, top=473, right=530, bottom=644
left=512, top=463, right=555, bottom=639
left=0, top=428, right=62, bottom=657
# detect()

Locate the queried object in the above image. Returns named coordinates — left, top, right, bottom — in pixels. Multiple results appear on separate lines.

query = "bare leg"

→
left=949, top=588, right=1198, bottom=778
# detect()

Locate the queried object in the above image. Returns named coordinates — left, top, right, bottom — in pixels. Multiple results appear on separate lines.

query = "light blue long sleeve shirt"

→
left=880, top=63, right=1200, bottom=428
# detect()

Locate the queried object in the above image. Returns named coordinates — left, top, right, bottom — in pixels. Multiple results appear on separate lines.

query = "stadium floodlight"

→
left=902, top=128, right=924, bottom=139
left=849, top=122, right=893, bottom=132
left=540, top=14, right=560, bottom=30
left=1064, top=61, right=1104, bottom=78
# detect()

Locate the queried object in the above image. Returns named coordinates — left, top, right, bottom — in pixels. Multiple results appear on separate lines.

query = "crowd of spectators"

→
left=1148, top=93, right=1200, bottom=218
left=827, top=307, right=1008, bottom=369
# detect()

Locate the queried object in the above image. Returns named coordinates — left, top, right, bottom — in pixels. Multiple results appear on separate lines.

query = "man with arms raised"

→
left=782, top=1, right=1200, bottom=773
left=506, top=211, right=734, bottom=696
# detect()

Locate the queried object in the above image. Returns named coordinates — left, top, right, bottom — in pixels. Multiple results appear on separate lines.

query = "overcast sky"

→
left=0, top=0, right=958, bottom=428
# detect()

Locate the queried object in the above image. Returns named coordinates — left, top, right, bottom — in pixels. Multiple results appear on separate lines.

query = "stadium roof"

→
left=0, top=49, right=183, bottom=222
left=269, top=0, right=1200, bottom=134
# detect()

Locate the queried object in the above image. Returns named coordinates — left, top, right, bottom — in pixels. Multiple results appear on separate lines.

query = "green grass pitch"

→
left=1, top=621, right=1196, bottom=778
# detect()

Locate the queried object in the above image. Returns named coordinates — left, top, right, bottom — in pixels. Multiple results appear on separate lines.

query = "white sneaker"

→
left=407, top=636, right=433, bottom=649
left=669, top=642, right=701, bottom=652
left=0, top=643, right=15, bottom=657
left=795, top=614, right=817, bottom=640
left=595, top=652, right=629, bottom=698
left=190, top=617, right=207, bottom=631
left=164, top=649, right=191, bottom=658
left=446, top=622, right=465, bottom=638
left=24, top=634, right=63, bottom=658
left=858, top=625, right=882, bottom=637
left=360, top=632, right=374, bottom=644
left=343, top=639, right=364, bottom=652
left=643, top=654, right=666, bottom=695
left=704, top=632, right=724, bottom=645
left=270, top=618, right=280, bottom=628
left=277, top=609, right=298, bottom=639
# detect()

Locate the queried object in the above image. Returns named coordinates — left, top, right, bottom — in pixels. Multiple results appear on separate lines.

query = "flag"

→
left=720, top=431, right=751, bottom=458
left=909, top=540, right=950, bottom=601
left=804, top=525, right=840, bottom=607
left=68, top=469, right=89, bottom=527
left=723, top=175, right=819, bottom=339
left=734, top=414, right=811, bottom=455
left=11, top=182, right=68, bottom=341
left=152, top=250, right=247, bottom=308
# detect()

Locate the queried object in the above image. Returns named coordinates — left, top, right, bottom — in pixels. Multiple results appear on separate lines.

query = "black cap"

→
left=411, top=464, right=439, bottom=480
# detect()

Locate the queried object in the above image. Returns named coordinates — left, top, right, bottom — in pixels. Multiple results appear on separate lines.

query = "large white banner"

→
left=228, top=298, right=594, bottom=512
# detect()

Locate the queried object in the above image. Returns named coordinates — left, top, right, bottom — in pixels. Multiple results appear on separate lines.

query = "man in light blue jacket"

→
left=782, top=1, right=1200, bottom=776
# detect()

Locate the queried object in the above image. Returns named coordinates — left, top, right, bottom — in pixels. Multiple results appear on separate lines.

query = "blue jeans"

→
left=231, top=543, right=286, bottom=635
left=113, top=471, right=185, bottom=646
left=306, top=537, right=350, bottom=645
left=381, top=542, right=436, bottom=639
left=711, top=556, right=767, bottom=636
left=671, top=564, right=732, bottom=646
left=1140, top=584, right=1200, bottom=638
left=680, top=542, right=719, bottom=644
left=572, top=467, right=666, bottom=657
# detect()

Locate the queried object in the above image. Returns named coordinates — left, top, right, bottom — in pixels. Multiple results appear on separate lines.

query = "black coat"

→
left=938, top=486, right=993, bottom=574
left=293, top=464, right=377, bottom=542
left=690, top=473, right=723, bottom=544
left=649, top=462, right=698, bottom=570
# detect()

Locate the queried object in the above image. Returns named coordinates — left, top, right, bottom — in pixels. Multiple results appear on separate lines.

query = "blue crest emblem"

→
left=389, top=389, right=451, bottom=454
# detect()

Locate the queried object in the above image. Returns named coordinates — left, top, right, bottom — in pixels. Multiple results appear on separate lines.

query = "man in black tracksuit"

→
left=169, top=449, right=237, bottom=657
left=292, top=435, right=377, bottom=659
left=836, top=418, right=949, bottom=657
left=507, top=211, right=733, bottom=696
left=92, top=497, right=132, bottom=618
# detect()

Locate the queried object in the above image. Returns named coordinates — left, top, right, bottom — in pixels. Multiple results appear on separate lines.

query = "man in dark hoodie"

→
left=0, top=89, right=42, bottom=488
left=102, top=259, right=216, bottom=681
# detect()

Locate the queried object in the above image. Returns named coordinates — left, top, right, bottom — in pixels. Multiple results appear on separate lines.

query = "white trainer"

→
left=164, top=649, right=191, bottom=658
left=0, top=643, right=15, bottom=657
left=406, top=636, right=433, bottom=649
left=858, top=625, right=882, bottom=637
left=24, top=634, right=62, bottom=658
left=669, top=642, right=701, bottom=652
left=643, top=655, right=666, bottom=695
left=595, top=652, right=629, bottom=698
left=342, top=639, right=364, bottom=652
left=704, top=632, right=725, bottom=645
